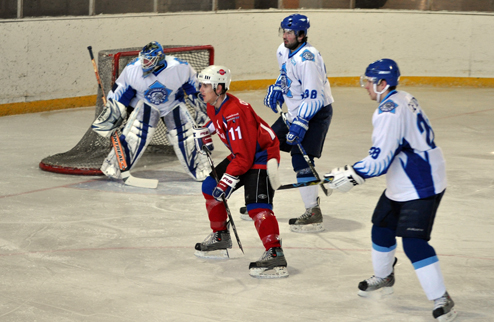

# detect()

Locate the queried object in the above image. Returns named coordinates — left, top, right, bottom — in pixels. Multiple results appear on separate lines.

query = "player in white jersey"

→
left=93, top=41, right=210, bottom=182
left=324, top=59, right=457, bottom=322
left=263, top=14, right=334, bottom=232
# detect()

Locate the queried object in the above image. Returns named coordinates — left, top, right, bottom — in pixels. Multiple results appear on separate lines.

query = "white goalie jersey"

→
left=352, top=90, right=447, bottom=202
left=108, top=55, right=199, bottom=117
left=276, top=42, right=334, bottom=123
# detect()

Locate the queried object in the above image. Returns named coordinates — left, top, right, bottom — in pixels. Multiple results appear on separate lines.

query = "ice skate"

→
left=358, top=258, right=397, bottom=297
left=249, top=247, right=289, bottom=279
left=433, top=291, right=457, bottom=322
left=288, top=199, right=324, bottom=233
left=239, top=206, right=252, bottom=221
left=194, top=230, right=232, bottom=259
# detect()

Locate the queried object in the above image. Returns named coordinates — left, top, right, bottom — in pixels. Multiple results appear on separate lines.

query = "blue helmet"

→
left=364, top=59, right=400, bottom=86
left=280, top=14, right=310, bottom=36
left=139, top=41, right=166, bottom=77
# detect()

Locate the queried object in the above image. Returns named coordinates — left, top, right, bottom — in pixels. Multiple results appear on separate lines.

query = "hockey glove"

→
left=212, top=173, right=239, bottom=202
left=324, top=165, right=365, bottom=193
left=286, top=116, right=309, bottom=145
left=193, top=127, right=214, bottom=154
left=92, top=98, right=127, bottom=138
left=264, top=85, right=284, bottom=113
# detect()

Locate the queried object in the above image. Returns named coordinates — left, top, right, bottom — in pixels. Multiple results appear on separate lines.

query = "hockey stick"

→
left=202, top=146, right=244, bottom=254
left=87, top=46, right=158, bottom=189
left=277, top=105, right=331, bottom=197
left=278, top=177, right=333, bottom=190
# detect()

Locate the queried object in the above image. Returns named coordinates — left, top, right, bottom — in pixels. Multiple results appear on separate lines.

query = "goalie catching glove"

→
left=193, top=127, right=214, bottom=154
left=324, top=165, right=365, bottom=193
left=92, top=98, right=127, bottom=138
left=212, top=173, right=239, bottom=202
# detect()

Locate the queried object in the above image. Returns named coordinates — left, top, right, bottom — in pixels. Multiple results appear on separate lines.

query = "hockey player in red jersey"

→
left=193, top=65, right=288, bottom=278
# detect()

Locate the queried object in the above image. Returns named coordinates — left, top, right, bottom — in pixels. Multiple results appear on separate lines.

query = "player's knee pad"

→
left=202, top=176, right=216, bottom=196
left=402, top=237, right=437, bottom=263
left=371, top=225, right=397, bottom=248
left=166, top=105, right=210, bottom=181
left=101, top=101, right=160, bottom=178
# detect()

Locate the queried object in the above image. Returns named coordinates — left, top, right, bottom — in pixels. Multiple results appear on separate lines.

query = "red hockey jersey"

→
left=206, top=94, right=280, bottom=177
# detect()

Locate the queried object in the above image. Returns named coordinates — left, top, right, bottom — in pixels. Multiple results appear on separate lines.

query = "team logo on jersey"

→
left=301, top=49, right=315, bottom=62
left=379, top=100, right=397, bottom=114
left=145, top=81, right=172, bottom=105
left=280, top=63, right=293, bottom=98
left=408, top=97, right=419, bottom=112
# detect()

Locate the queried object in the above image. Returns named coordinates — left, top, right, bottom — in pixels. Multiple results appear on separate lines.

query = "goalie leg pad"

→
left=92, top=98, right=127, bottom=138
left=101, top=101, right=160, bottom=179
left=164, top=104, right=211, bottom=181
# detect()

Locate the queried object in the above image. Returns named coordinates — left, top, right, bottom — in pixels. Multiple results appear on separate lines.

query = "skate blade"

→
left=240, top=214, right=253, bottom=221
left=289, top=223, right=324, bottom=233
left=358, top=286, right=394, bottom=298
left=249, top=266, right=289, bottom=279
left=437, top=309, right=458, bottom=322
left=194, top=249, right=230, bottom=259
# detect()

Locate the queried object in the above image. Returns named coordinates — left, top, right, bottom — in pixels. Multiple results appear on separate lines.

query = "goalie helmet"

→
left=139, top=41, right=166, bottom=77
left=280, top=14, right=310, bottom=36
left=361, top=58, right=401, bottom=87
left=198, top=65, right=232, bottom=93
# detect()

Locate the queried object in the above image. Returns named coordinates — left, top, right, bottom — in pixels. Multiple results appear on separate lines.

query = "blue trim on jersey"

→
left=182, top=81, right=198, bottom=96
left=372, top=242, right=397, bottom=253
left=400, top=141, right=435, bottom=198
left=116, top=86, right=137, bottom=107
left=412, top=255, right=439, bottom=270
left=246, top=203, right=273, bottom=211
left=152, top=61, right=167, bottom=76
left=288, top=42, right=307, bottom=58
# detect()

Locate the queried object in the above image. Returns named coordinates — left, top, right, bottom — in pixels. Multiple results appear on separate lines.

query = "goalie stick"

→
left=277, top=105, right=331, bottom=197
left=87, top=46, right=158, bottom=189
left=202, top=146, right=244, bottom=254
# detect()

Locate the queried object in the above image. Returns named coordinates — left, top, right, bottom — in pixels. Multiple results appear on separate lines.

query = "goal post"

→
left=39, top=45, right=214, bottom=175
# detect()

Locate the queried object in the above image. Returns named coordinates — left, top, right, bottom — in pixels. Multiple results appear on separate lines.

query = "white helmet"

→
left=198, top=65, right=231, bottom=93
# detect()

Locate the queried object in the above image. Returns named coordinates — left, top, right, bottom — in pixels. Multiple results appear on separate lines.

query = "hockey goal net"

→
left=39, top=45, right=214, bottom=175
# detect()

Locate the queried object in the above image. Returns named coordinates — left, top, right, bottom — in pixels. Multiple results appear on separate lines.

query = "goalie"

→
left=91, top=41, right=210, bottom=182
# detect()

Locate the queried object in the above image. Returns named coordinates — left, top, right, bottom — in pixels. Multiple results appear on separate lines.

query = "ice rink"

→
left=1, top=87, right=493, bottom=321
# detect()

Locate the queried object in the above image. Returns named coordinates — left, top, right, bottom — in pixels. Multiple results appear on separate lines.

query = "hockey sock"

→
left=371, top=225, right=397, bottom=278
left=203, top=176, right=228, bottom=231
left=403, top=238, right=446, bottom=300
left=249, top=207, right=281, bottom=250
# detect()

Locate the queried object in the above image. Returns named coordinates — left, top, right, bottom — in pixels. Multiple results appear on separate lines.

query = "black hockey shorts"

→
left=371, top=190, right=446, bottom=241
left=213, top=158, right=275, bottom=206
left=271, top=103, right=333, bottom=158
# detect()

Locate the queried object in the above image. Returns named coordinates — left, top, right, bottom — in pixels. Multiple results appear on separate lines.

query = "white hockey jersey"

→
left=108, top=55, right=199, bottom=117
left=276, top=42, right=334, bottom=123
left=353, top=90, right=447, bottom=202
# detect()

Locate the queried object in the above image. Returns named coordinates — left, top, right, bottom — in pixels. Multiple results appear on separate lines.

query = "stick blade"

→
left=121, top=172, right=159, bottom=189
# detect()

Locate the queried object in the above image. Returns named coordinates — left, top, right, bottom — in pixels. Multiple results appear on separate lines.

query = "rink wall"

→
left=1, top=9, right=494, bottom=116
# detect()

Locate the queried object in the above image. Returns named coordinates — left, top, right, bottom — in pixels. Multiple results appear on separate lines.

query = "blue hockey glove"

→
left=212, top=173, right=240, bottom=202
left=286, top=116, right=309, bottom=145
left=264, top=85, right=284, bottom=113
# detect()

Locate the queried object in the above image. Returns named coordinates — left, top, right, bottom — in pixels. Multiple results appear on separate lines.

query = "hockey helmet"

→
left=280, top=14, right=310, bottom=36
left=139, top=41, right=166, bottom=77
left=360, top=58, right=401, bottom=87
left=198, top=65, right=232, bottom=92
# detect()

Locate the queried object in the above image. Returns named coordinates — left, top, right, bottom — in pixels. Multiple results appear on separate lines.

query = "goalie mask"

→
left=139, top=41, right=166, bottom=77
left=198, top=65, right=232, bottom=94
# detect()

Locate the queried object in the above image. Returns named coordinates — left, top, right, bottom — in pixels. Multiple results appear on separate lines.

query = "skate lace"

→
left=433, top=294, right=449, bottom=310
left=366, top=276, right=385, bottom=286
left=202, top=231, right=220, bottom=245
left=299, top=208, right=314, bottom=220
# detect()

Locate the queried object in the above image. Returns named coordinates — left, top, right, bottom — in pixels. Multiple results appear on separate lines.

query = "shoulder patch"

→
left=378, top=100, right=398, bottom=114
left=300, top=49, right=315, bottom=62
